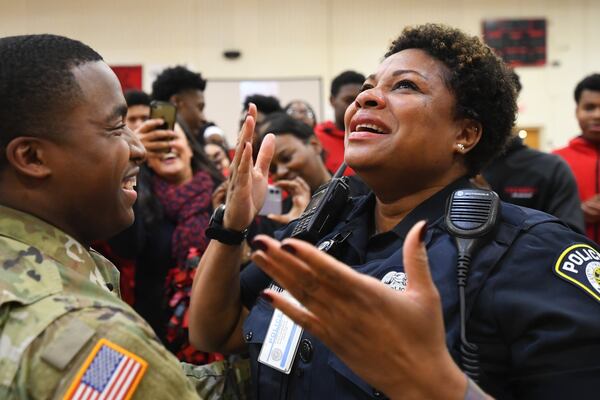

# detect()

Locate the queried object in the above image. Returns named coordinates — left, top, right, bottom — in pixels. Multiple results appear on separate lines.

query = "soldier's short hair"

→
left=0, top=34, right=103, bottom=165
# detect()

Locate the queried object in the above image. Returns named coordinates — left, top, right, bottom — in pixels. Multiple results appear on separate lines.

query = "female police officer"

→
left=190, top=24, right=600, bottom=399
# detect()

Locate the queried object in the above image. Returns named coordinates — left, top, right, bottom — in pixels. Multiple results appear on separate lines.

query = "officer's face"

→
left=344, top=49, right=469, bottom=192
left=576, top=89, right=600, bottom=143
left=46, top=61, right=145, bottom=244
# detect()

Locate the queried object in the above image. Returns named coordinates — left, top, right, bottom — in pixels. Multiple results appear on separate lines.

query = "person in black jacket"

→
left=481, top=71, right=585, bottom=233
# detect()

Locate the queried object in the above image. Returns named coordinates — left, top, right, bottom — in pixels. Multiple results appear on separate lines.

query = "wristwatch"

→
left=205, top=204, right=248, bottom=245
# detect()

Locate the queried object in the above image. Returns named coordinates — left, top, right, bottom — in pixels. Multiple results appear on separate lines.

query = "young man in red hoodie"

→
left=554, top=74, right=600, bottom=242
left=314, top=70, right=364, bottom=175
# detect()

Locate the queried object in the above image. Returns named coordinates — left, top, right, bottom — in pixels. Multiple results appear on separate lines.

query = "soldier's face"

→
left=46, top=61, right=145, bottom=244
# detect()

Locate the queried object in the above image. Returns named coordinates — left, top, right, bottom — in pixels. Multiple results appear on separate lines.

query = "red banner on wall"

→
left=110, top=65, right=143, bottom=91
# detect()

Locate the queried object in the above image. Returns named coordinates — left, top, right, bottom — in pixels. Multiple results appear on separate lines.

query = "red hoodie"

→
left=553, top=135, right=600, bottom=242
left=314, top=120, right=354, bottom=176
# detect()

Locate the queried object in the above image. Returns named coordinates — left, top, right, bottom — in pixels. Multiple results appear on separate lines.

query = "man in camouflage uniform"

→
left=0, top=35, right=248, bottom=399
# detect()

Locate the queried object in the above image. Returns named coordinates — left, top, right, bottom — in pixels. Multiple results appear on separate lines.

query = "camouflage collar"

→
left=0, top=205, right=104, bottom=280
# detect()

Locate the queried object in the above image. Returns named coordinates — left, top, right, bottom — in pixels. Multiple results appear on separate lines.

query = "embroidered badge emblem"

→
left=554, top=244, right=600, bottom=303
left=381, top=271, right=407, bottom=292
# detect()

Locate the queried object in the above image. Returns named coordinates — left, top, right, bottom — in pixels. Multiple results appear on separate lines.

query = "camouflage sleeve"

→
left=11, top=307, right=202, bottom=400
left=181, top=356, right=252, bottom=400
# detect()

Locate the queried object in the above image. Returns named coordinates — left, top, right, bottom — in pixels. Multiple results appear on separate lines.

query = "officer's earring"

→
left=456, top=143, right=465, bottom=152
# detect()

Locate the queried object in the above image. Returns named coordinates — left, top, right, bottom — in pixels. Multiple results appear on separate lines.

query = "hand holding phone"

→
left=259, top=185, right=282, bottom=216
left=265, top=177, right=311, bottom=224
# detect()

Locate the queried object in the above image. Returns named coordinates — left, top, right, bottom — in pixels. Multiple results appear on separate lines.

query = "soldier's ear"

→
left=5, top=137, right=52, bottom=179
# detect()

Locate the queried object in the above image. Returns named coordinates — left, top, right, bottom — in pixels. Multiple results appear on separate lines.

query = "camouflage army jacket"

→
left=0, top=205, right=249, bottom=399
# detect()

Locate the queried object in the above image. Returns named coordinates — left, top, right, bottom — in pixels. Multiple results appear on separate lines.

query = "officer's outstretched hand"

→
left=223, top=103, right=275, bottom=231
left=251, top=221, right=474, bottom=400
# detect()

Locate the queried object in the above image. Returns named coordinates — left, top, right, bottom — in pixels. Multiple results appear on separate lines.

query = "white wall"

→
left=2, top=0, right=599, bottom=150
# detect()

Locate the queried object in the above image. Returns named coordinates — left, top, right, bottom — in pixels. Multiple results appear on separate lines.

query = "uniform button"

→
left=244, top=331, right=253, bottom=342
left=299, top=339, right=313, bottom=363
left=373, top=389, right=382, bottom=397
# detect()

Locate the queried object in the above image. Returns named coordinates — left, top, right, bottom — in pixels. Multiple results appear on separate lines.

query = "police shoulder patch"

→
left=554, top=244, right=600, bottom=303
left=64, top=338, right=147, bottom=400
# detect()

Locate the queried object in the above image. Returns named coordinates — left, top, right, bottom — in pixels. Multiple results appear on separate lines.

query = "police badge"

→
left=381, top=271, right=408, bottom=292
left=554, top=244, right=600, bottom=303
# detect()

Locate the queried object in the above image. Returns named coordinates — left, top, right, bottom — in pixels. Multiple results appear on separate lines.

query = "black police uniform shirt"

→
left=239, top=178, right=600, bottom=400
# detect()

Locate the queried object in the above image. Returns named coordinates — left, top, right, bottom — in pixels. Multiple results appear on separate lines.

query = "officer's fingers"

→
left=251, top=235, right=320, bottom=294
left=250, top=249, right=328, bottom=311
left=247, top=102, right=257, bottom=121
left=261, top=289, right=327, bottom=339
left=235, top=142, right=253, bottom=182
left=255, top=133, right=275, bottom=177
left=231, top=106, right=256, bottom=172
left=402, top=221, right=438, bottom=298
left=277, top=238, right=365, bottom=292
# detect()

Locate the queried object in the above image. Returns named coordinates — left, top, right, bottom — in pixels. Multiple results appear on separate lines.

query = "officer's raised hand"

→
left=189, top=103, right=275, bottom=353
left=250, top=221, right=489, bottom=399
left=223, top=103, right=275, bottom=231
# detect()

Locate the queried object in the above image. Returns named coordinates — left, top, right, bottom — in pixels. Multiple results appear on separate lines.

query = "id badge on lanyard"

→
left=258, top=285, right=303, bottom=374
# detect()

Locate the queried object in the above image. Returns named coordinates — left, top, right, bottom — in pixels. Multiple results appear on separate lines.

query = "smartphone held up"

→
left=150, top=100, right=177, bottom=130
left=259, top=185, right=283, bottom=216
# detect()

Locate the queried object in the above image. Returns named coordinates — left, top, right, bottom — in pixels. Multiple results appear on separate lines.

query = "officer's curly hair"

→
left=0, top=34, right=103, bottom=167
left=151, top=66, right=206, bottom=101
left=386, top=24, right=517, bottom=176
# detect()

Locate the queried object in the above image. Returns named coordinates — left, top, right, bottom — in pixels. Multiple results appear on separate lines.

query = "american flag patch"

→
left=64, top=338, right=147, bottom=400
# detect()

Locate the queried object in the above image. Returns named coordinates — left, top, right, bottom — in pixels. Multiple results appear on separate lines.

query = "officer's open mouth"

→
left=355, top=123, right=389, bottom=134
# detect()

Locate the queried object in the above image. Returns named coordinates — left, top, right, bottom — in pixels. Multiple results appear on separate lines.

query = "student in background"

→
left=239, top=94, right=282, bottom=131
left=152, top=66, right=208, bottom=140
left=481, top=71, right=584, bottom=233
left=314, top=70, right=364, bottom=174
left=553, top=73, right=600, bottom=242
left=124, top=89, right=151, bottom=131
left=284, top=99, right=317, bottom=128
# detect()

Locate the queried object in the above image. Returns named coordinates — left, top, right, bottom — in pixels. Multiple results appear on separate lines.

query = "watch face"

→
left=213, top=204, right=226, bottom=223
